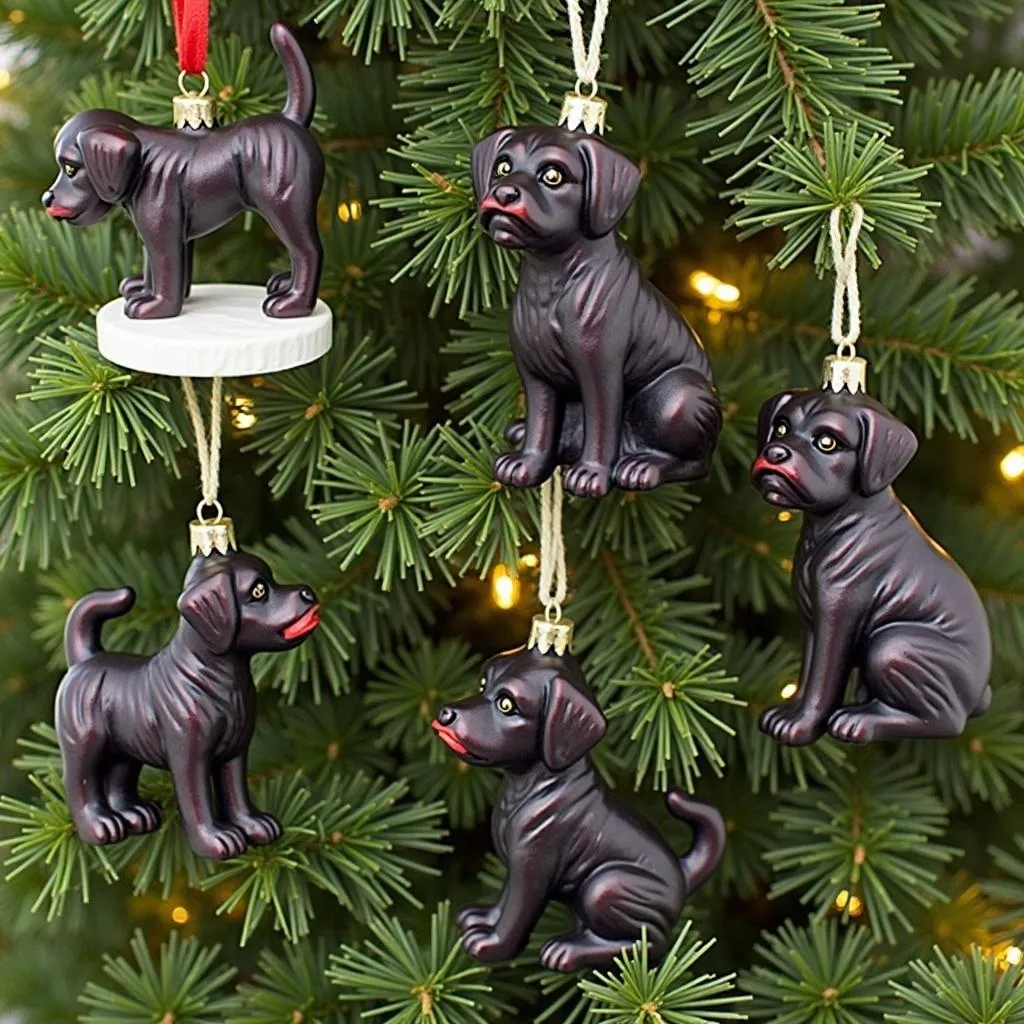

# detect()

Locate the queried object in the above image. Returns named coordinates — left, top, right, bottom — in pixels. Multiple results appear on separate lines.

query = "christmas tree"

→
left=1, top=0, right=1024, bottom=1021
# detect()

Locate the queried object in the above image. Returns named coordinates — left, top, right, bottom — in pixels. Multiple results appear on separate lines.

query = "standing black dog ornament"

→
left=472, top=122, right=721, bottom=498
left=42, top=24, right=324, bottom=320
left=751, top=355, right=992, bottom=746
left=431, top=618, right=725, bottom=972
left=55, top=545, right=320, bottom=859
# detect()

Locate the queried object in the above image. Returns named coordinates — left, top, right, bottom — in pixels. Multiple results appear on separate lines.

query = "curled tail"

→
left=666, top=790, right=726, bottom=894
left=64, top=588, right=135, bottom=666
left=271, top=23, right=316, bottom=127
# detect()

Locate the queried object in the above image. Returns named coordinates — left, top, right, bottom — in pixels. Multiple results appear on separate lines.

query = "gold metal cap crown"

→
left=822, top=353, right=868, bottom=395
left=528, top=615, right=575, bottom=656
left=558, top=91, right=607, bottom=135
left=189, top=516, right=237, bottom=557
left=173, top=92, right=217, bottom=130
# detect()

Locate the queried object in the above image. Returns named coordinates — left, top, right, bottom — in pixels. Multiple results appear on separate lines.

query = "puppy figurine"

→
left=42, top=24, right=324, bottom=320
left=432, top=644, right=725, bottom=971
left=752, top=388, right=992, bottom=746
left=55, top=551, right=320, bottom=859
left=472, top=126, right=722, bottom=498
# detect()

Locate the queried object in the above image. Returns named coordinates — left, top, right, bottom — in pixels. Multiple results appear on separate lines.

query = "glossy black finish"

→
left=55, top=551, right=320, bottom=859
left=42, top=24, right=324, bottom=320
left=432, top=645, right=725, bottom=971
left=472, top=126, right=721, bottom=498
left=751, top=388, right=992, bottom=746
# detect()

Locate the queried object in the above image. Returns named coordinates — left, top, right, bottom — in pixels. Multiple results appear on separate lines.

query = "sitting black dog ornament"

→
left=55, top=550, right=320, bottom=859
left=432, top=640, right=726, bottom=971
left=472, top=125, right=722, bottom=498
left=42, top=24, right=324, bottom=320
left=751, top=380, right=992, bottom=746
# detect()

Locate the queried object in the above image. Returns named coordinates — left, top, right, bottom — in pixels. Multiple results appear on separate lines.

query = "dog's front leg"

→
left=461, top=851, right=550, bottom=963
left=124, top=221, right=186, bottom=319
left=564, top=335, right=622, bottom=498
left=168, top=740, right=248, bottom=859
left=761, top=603, right=855, bottom=746
left=215, top=754, right=282, bottom=846
left=494, top=373, right=563, bottom=488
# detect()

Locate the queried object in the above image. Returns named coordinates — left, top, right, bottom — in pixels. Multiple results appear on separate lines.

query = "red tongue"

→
left=282, top=606, right=320, bottom=640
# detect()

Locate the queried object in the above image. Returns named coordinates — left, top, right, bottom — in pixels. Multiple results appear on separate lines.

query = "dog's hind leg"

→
left=614, top=367, right=722, bottom=490
left=105, top=759, right=162, bottom=836
left=260, top=203, right=323, bottom=318
left=215, top=754, right=282, bottom=846
left=827, top=626, right=974, bottom=744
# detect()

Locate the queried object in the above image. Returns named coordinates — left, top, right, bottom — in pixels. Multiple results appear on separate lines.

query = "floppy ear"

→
left=77, top=126, right=141, bottom=203
left=177, top=569, right=239, bottom=655
left=541, top=674, right=607, bottom=772
left=856, top=404, right=918, bottom=496
left=576, top=136, right=642, bottom=238
left=756, top=391, right=797, bottom=450
left=471, top=127, right=515, bottom=202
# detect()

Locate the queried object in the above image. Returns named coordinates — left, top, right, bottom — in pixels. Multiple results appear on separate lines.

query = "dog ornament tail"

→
left=666, top=791, right=726, bottom=893
left=271, top=24, right=316, bottom=128
left=64, top=588, right=136, bottom=665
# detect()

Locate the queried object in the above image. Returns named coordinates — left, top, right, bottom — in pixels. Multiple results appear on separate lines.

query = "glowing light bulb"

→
left=688, top=270, right=741, bottom=309
left=229, top=395, right=257, bottom=430
left=337, top=199, right=363, bottom=223
left=170, top=905, right=190, bottom=924
left=690, top=270, right=716, bottom=297
left=519, top=552, right=539, bottom=569
left=848, top=895, right=864, bottom=916
left=777, top=510, right=793, bottom=523
left=1000, top=445, right=1024, bottom=482
left=491, top=564, right=520, bottom=609
left=834, top=890, right=850, bottom=910
left=780, top=682, right=798, bottom=700
left=8, top=10, right=24, bottom=24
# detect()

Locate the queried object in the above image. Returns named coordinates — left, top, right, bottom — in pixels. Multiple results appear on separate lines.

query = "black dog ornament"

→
left=432, top=644, right=726, bottom=971
left=751, top=386, right=992, bottom=746
left=472, top=125, right=722, bottom=498
left=55, top=550, right=320, bottom=859
left=42, top=24, right=324, bottom=320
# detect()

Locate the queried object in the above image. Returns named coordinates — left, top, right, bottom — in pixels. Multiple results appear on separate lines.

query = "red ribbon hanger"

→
left=173, top=0, right=210, bottom=75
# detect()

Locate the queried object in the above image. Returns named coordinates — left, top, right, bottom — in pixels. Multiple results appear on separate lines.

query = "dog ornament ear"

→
left=575, top=136, right=642, bottom=238
left=77, top=125, right=141, bottom=204
left=178, top=567, right=240, bottom=656
left=756, top=390, right=798, bottom=450
left=855, top=402, right=919, bottom=496
left=471, top=128, right=516, bottom=203
left=541, top=674, right=607, bottom=771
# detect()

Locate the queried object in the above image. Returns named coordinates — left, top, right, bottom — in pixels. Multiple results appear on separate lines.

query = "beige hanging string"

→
left=560, top=0, right=611, bottom=134
left=529, top=469, right=573, bottom=655
left=823, top=203, right=869, bottom=395
left=181, top=376, right=236, bottom=555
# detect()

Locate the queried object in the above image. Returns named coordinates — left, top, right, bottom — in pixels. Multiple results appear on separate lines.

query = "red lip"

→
left=752, top=456, right=799, bottom=482
left=46, top=206, right=76, bottom=220
left=479, top=196, right=529, bottom=223
left=431, top=720, right=469, bottom=756
left=282, top=605, right=320, bottom=640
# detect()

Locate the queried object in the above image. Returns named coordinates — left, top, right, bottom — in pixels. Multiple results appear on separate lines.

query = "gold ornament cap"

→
left=173, top=71, right=216, bottom=130
left=559, top=91, right=607, bottom=135
left=822, top=353, right=868, bottom=395
left=528, top=615, right=575, bottom=656
left=189, top=515, right=237, bottom=557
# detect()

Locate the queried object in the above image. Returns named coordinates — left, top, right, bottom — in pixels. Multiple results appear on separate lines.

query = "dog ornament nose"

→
left=764, top=443, right=790, bottom=465
left=299, top=586, right=317, bottom=605
left=494, top=183, right=521, bottom=206
left=436, top=705, right=456, bottom=726
left=42, top=190, right=55, bottom=209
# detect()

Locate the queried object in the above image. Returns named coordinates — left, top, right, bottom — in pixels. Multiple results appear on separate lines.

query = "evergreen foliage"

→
left=0, top=0, right=1021, bottom=1020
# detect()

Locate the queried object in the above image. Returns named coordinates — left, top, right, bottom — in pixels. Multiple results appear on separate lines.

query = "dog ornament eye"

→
left=541, top=166, right=563, bottom=187
left=773, top=421, right=788, bottom=438
left=250, top=580, right=268, bottom=601
left=496, top=693, right=517, bottom=715
left=816, top=433, right=838, bottom=453
left=64, top=163, right=78, bottom=178
left=495, top=159, right=512, bottom=177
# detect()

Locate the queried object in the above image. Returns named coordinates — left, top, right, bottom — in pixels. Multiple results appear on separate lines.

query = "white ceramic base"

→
left=96, top=283, right=333, bottom=377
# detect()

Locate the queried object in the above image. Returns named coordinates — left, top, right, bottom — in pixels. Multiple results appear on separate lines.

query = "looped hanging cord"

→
left=566, top=0, right=611, bottom=92
left=173, top=0, right=210, bottom=76
left=538, top=469, right=568, bottom=622
left=829, top=203, right=865, bottom=358
left=180, top=377, right=224, bottom=523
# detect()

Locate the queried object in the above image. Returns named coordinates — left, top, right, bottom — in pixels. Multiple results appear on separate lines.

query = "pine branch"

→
left=578, top=922, right=748, bottom=1024
left=327, top=901, right=510, bottom=1023
left=304, top=0, right=439, bottom=62
left=767, top=755, right=960, bottom=943
left=75, top=0, right=172, bottom=71
left=986, top=834, right=1024, bottom=939
left=741, top=919, right=903, bottom=1023
left=877, top=0, right=1012, bottom=68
